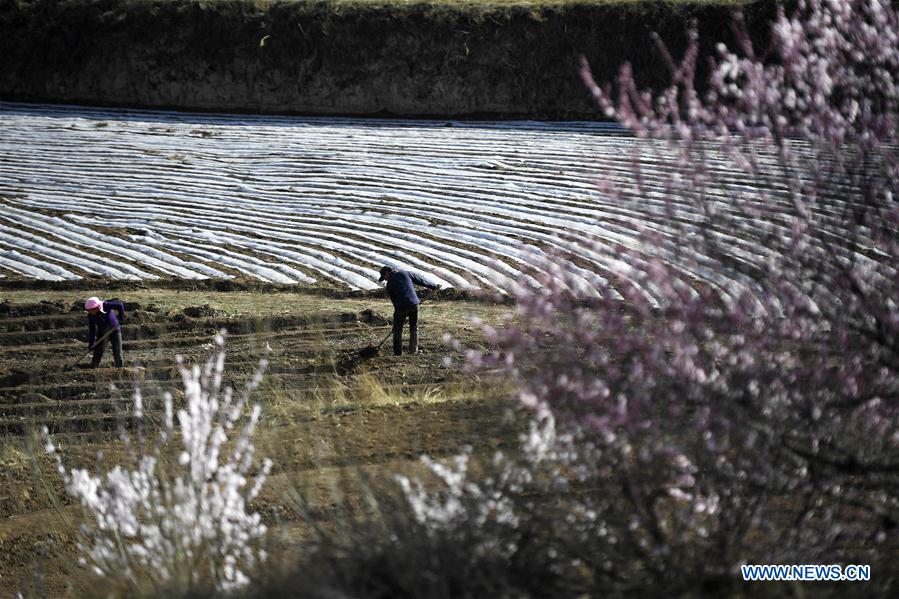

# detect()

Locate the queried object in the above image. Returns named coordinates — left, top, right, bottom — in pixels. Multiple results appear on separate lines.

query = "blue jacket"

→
left=387, top=271, right=437, bottom=309
left=87, top=300, right=125, bottom=347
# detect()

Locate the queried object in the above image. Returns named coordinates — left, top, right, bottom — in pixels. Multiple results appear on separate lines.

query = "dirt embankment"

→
left=0, top=276, right=496, bottom=303
left=0, top=0, right=777, bottom=119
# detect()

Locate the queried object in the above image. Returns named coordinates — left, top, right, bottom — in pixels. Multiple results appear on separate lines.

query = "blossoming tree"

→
left=463, top=0, right=898, bottom=590
left=44, top=333, right=271, bottom=593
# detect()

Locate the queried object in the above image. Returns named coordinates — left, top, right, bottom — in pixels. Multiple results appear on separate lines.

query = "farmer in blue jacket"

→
left=379, top=265, right=439, bottom=356
left=84, top=297, right=125, bottom=368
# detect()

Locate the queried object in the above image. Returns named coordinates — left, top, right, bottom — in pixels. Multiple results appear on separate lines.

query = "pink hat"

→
left=84, top=297, right=105, bottom=313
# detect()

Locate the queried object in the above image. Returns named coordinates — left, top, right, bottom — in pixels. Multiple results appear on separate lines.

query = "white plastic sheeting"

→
left=0, top=102, right=890, bottom=306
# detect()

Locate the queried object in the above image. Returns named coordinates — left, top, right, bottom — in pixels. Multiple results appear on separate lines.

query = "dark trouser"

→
left=92, top=328, right=123, bottom=368
left=392, top=304, right=419, bottom=356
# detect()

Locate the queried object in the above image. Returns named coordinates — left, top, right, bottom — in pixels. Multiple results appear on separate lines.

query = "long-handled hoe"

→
left=67, top=328, right=116, bottom=371
left=356, top=297, right=432, bottom=360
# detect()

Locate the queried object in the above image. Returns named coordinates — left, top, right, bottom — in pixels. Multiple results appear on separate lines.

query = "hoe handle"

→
left=69, top=327, right=117, bottom=370
left=375, top=330, right=392, bottom=349
left=376, top=298, right=428, bottom=349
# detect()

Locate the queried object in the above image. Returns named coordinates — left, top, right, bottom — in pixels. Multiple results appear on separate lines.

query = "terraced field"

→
left=0, top=286, right=513, bottom=432
left=0, top=287, right=517, bottom=594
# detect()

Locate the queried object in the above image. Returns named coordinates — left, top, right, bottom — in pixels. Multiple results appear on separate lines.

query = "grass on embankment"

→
left=0, top=0, right=777, bottom=118
left=292, top=0, right=749, bottom=6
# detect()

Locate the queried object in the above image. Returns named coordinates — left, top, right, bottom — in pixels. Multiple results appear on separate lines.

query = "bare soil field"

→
left=0, top=282, right=519, bottom=596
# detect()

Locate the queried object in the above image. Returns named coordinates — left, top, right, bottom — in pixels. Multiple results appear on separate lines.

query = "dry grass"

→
left=0, top=437, right=29, bottom=471
left=263, top=372, right=513, bottom=420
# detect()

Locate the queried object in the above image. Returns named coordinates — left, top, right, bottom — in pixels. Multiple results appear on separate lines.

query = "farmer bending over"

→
left=379, top=265, right=439, bottom=356
left=84, top=296, right=125, bottom=368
